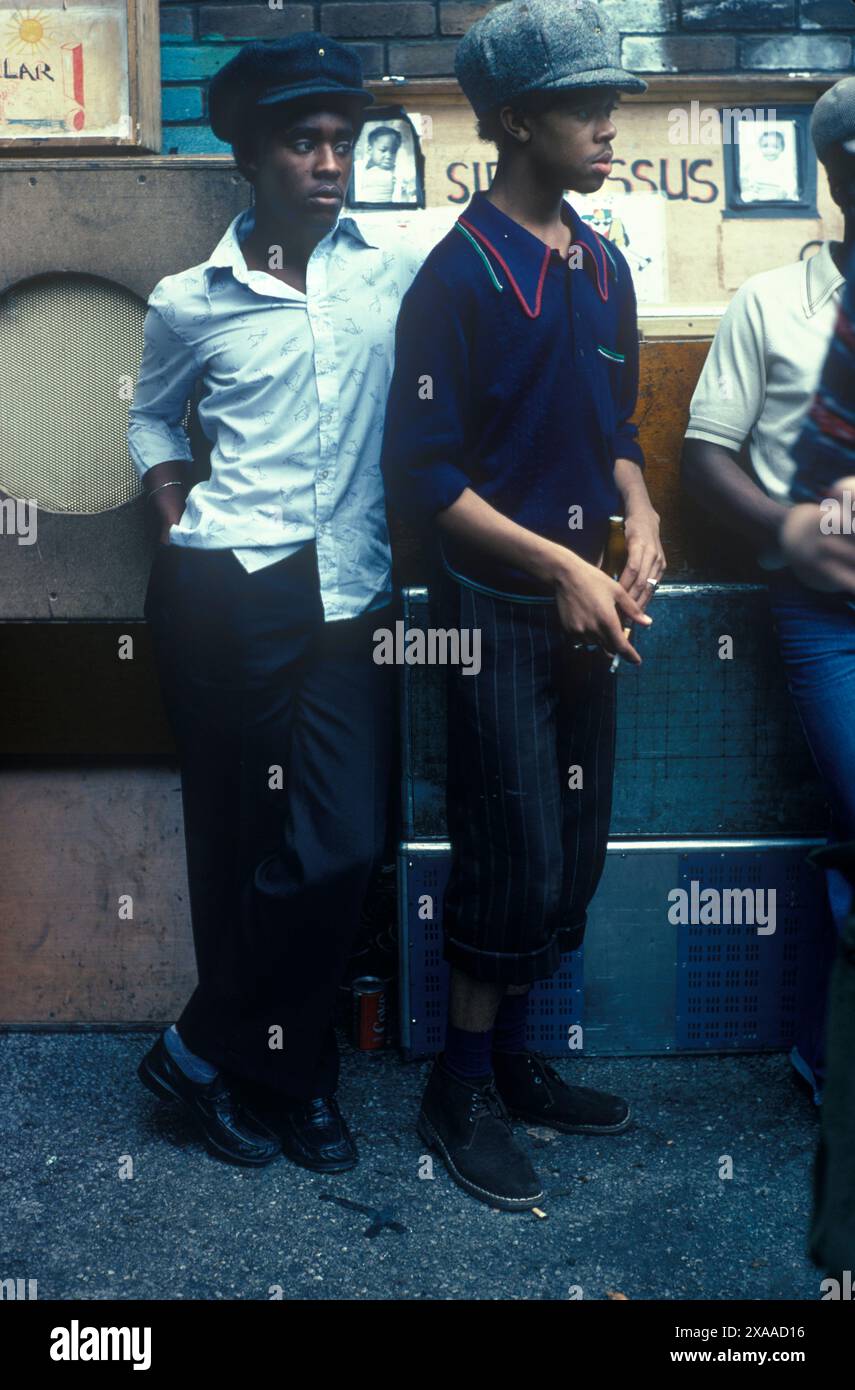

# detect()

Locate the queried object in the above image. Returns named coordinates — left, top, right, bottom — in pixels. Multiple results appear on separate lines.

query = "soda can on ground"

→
left=352, top=975, right=387, bottom=1051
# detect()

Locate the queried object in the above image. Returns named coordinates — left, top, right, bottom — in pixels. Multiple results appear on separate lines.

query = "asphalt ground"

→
left=0, top=1031, right=828, bottom=1302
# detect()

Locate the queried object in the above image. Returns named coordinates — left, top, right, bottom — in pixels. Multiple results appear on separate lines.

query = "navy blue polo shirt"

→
left=380, top=191, right=645, bottom=598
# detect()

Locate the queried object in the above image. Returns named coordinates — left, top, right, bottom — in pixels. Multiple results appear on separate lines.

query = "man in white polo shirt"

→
left=682, top=76, right=855, bottom=1104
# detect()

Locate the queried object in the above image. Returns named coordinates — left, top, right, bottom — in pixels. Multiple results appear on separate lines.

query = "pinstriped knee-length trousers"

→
left=440, top=575, right=617, bottom=987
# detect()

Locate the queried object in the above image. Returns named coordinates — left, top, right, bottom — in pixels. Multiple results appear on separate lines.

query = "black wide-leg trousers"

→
left=144, top=540, right=394, bottom=1100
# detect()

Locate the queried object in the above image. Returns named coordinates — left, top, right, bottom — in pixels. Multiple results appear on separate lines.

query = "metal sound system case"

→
left=400, top=584, right=828, bottom=840
left=396, top=584, right=830, bottom=1060
left=397, top=837, right=825, bottom=1059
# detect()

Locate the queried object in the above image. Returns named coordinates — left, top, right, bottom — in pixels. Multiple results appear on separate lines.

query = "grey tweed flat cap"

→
left=455, top=0, right=647, bottom=119
left=811, top=76, right=855, bottom=163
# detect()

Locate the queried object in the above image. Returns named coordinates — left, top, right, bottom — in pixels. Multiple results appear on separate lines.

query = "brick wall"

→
left=159, top=0, right=855, bottom=153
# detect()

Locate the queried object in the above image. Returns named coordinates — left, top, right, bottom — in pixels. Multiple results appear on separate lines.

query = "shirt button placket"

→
left=307, top=246, right=340, bottom=614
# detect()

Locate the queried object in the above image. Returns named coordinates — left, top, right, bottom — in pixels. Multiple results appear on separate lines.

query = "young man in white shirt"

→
left=129, top=35, right=421, bottom=1173
left=682, top=77, right=855, bottom=1103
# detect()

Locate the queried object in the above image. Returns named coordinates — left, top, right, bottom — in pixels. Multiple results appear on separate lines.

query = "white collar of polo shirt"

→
left=802, top=237, right=846, bottom=319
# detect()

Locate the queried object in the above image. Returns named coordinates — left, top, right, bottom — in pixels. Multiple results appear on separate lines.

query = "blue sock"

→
left=163, top=1024, right=219, bottom=1084
left=442, top=1023, right=494, bottom=1082
left=492, top=991, right=530, bottom=1055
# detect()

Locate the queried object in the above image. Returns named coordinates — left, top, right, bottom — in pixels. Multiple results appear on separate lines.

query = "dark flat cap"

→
left=209, top=33, right=374, bottom=145
left=455, top=0, right=647, bottom=119
left=811, top=76, right=855, bottom=163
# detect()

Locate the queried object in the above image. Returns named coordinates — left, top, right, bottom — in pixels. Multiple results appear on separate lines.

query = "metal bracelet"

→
left=147, top=479, right=186, bottom=501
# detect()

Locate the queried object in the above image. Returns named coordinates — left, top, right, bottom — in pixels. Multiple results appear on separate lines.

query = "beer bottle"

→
left=603, top=514, right=627, bottom=581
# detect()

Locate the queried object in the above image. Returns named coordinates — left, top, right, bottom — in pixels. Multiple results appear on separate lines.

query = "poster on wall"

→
left=569, top=188, right=667, bottom=306
left=0, top=0, right=160, bottom=148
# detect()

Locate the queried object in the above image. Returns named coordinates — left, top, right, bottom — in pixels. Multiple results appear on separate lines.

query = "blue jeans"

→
left=768, top=570, right=855, bottom=1089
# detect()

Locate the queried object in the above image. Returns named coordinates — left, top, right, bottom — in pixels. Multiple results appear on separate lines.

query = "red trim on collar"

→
left=458, top=215, right=551, bottom=319
left=571, top=229, right=609, bottom=303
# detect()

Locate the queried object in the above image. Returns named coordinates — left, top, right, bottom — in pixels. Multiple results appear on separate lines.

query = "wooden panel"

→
left=636, top=337, right=761, bottom=582
left=0, top=766, right=195, bottom=1023
left=0, top=159, right=249, bottom=299
left=631, top=338, right=708, bottom=580
left=134, top=0, right=163, bottom=154
left=720, top=216, right=824, bottom=292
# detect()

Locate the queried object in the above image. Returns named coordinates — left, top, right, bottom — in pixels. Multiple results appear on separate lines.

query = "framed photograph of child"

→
left=348, top=106, right=424, bottom=210
left=722, top=106, right=817, bottom=220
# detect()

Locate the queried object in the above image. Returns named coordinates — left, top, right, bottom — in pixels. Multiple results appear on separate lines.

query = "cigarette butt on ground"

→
left=531, top=1207, right=547, bottom=1219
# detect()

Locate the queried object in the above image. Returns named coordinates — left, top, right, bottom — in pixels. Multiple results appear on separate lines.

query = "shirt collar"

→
left=202, top=204, right=378, bottom=289
left=803, top=239, right=846, bottom=318
left=455, top=190, right=612, bottom=316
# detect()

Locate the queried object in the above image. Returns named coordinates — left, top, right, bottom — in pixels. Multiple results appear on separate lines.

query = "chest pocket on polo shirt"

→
left=596, top=344, right=625, bottom=368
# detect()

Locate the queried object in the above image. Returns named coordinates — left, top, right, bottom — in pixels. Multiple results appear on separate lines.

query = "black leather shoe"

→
left=493, top=1049, right=632, bottom=1134
left=137, top=1034, right=281, bottom=1167
left=270, top=1095, right=359, bottom=1174
left=417, top=1056, right=544, bottom=1211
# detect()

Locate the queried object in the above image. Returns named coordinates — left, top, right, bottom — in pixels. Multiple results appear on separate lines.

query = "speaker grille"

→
left=0, top=273, right=188, bottom=515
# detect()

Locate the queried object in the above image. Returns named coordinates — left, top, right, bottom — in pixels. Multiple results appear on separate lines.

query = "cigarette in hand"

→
left=609, top=626, right=632, bottom=674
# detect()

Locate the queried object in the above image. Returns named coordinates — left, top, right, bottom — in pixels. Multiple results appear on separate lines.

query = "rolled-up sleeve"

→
left=127, top=305, right=199, bottom=478
left=380, top=269, right=473, bottom=526
left=684, top=282, right=766, bottom=452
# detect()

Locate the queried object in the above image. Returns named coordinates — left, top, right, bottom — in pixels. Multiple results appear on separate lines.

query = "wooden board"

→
left=0, top=157, right=249, bottom=299
left=0, top=766, right=195, bottom=1023
left=635, top=337, right=760, bottom=582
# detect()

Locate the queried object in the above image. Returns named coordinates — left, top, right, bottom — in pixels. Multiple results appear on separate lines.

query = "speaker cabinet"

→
left=0, top=157, right=248, bottom=622
left=0, top=159, right=247, bottom=1023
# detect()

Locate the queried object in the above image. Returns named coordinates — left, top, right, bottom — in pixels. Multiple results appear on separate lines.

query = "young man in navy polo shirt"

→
left=381, top=0, right=665, bottom=1209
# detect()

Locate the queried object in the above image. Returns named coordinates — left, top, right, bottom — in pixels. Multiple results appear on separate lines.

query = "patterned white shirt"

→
left=127, top=204, right=422, bottom=621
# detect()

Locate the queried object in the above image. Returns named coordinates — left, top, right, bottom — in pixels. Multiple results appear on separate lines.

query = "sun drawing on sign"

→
left=5, top=10, right=55, bottom=52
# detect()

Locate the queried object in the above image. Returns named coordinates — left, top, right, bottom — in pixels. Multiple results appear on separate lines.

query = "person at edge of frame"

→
left=682, top=76, right=855, bottom=1108
left=380, top=0, right=665, bottom=1212
left=126, top=34, right=422, bottom=1174
left=777, top=238, right=855, bottom=1277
